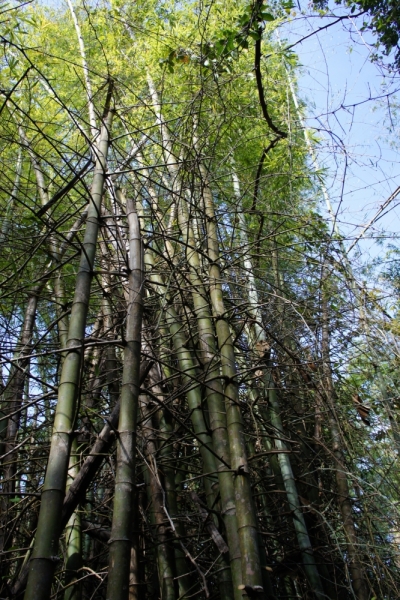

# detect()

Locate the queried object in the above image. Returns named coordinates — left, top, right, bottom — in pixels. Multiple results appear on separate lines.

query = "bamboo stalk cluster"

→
left=1, top=2, right=400, bottom=599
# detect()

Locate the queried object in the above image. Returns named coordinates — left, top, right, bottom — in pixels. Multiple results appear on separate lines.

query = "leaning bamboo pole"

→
left=23, top=98, right=113, bottom=600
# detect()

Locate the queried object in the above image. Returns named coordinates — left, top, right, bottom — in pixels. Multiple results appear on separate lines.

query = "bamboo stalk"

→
left=0, top=146, right=22, bottom=244
left=321, top=288, right=369, bottom=600
left=106, top=195, right=144, bottom=600
left=176, top=198, right=242, bottom=599
left=268, top=384, right=326, bottom=599
left=140, top=393, right=176, bottom=600
left=144, top=77, right=239, bottom=598
left=144, top=248, right=232, bottom=598
left=64, top=439, right=82, bottom=600
left=231, top=166, right=326, bottom=599
left=200, top=169, right=264, bottom=598
left=147, top=366, right=192, bottom=598
left=23, top=102, right=113, bottom=600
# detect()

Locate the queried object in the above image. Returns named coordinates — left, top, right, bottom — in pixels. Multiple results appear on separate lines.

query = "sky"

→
left=279, top=7, right=400, bottom=275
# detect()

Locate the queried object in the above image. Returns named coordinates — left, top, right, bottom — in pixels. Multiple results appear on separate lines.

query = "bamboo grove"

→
left=1, top=0, right=400, bottom=598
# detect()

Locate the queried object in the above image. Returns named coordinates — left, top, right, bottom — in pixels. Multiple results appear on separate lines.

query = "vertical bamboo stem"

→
left=231, top=166, right=326, bottom=599
left=144, top=77, right=239, bottom=598
left=64, top=438, right=82, bottom=600
left=321, top=288, right=369, bottom=600
left=147, top=368, right=192, bottom=598
left=177, top=199, right=242, bottom=598
left=24, top=104, right=113, bottom=600
left=140, top=393, right=176, bottom=600
left=200, top=170, right=264, bottom=598
left=106, top=195, right=144, bottom=600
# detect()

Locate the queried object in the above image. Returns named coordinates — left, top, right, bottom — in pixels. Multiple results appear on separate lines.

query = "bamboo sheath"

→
left=23, top=107, right=114, bottom=600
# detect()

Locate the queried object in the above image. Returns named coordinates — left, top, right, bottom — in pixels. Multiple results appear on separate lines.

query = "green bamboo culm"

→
left=321, top=286, right=369, bottom=600
left=143, top=247, right=219, bottom=509
left=200, top=170, right=264, bottom=599
left=267, top=384, right=326, bottom=599
left=231, top=166, right=326, bottom=599
left=148, top=369, right=192, bottom=599
left=23, top=98, right=114, bottom=600
left=143, top=77, right=236, bottom=597
left=144, top=248, right=232, bottom=599
left=106, top=193, right=144, bottom=600
left=177, top=199, right=242, bottom=599
left=140, top=393, right=176, bottom=600
left=64, top=439, right=82, bottom=600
